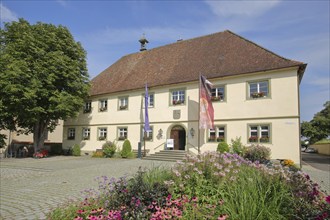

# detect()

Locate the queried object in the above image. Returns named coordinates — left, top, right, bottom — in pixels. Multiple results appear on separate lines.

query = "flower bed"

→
left=47, top=152, right=330, bottom=220
left=33, top=149, right=49, bottom=159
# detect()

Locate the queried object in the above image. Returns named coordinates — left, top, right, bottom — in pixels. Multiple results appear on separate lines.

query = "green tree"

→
left=301, top=101, right=330, bottom=144
left=0, top=19, right=90, bottom=153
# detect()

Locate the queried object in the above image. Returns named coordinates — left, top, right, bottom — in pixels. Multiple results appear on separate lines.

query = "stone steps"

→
left=142, top=150, right=186, bottom=162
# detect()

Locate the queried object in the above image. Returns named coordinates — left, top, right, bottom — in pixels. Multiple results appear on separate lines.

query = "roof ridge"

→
left=226, top=30, right=303, bottom=64
left=122, top=30, right=230, bottom=57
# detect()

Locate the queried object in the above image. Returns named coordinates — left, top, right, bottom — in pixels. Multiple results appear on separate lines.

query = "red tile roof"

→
left=90, top=30, right=306, bottom=96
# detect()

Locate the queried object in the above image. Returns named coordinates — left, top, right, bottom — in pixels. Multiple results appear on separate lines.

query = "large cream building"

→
left=63, top=30, right=306, bottom=164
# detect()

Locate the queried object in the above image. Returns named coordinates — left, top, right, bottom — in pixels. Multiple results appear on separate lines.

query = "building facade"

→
left=63, top=30, right=306, bottom=164
left=0, top=120, right=63, bottom=157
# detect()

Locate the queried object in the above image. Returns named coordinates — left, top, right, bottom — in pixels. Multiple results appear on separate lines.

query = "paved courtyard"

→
left=0, top=156, right=174, bottom=220
left=1, top=156, right=329, bottom=220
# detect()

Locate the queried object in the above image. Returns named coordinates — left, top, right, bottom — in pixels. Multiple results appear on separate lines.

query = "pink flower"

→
left=325, top=195, right=330, bottom=204
left=166, top=201, right=172, bottom=206
left=218, top=214, right=229, bottom=220
left=77, top=209, right=85, bottom=214
left=74, top=217, right=83, bottom=220
left=191, top=196, right=198, bottom=202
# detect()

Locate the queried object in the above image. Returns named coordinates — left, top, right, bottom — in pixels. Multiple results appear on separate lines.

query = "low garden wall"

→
left=311, top=143, right=330, bottom=155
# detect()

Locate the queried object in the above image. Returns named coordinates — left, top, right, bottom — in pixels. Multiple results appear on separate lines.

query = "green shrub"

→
left=102, top=141, right=116, bottom=158
left=244, top=144, right=271, bottom=163
left=217, top=142, right=229, bottom=153
left=230, top=137, right=245, bottom=155
left=121, top=139, right=132, bottom=158
left=72, top=144, right=81, bottom=156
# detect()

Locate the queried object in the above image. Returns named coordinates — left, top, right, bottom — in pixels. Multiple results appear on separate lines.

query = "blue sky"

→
left=1, top=0, right=329, bottom=122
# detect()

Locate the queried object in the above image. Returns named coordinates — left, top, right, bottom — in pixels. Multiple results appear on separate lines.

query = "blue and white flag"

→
left=144, top=84, right=151, bottom=132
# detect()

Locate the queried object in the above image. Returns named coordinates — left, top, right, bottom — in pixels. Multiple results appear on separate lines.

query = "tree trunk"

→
left=33, top=121, right=47, bottom=153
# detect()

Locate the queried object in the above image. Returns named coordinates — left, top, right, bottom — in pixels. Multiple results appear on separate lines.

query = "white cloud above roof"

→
left=205, top=0, right=280, bottom=17
left=0, top=3, right=18, bottom=22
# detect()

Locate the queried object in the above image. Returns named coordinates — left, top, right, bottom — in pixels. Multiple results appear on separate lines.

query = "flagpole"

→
left=144, top=131, right=146, bottom=157
left=198, top=73, right=201, bottom=154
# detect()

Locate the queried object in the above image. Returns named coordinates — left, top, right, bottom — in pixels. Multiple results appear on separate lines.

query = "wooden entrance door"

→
left=170, top=126, right=186, bottom=150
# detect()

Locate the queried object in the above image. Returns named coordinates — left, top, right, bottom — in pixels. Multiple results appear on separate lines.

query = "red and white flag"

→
left=199, top=75, right=214, bottom=129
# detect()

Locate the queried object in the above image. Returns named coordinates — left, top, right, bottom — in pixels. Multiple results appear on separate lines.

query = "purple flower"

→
left=325, top=195, right=330, bottom=204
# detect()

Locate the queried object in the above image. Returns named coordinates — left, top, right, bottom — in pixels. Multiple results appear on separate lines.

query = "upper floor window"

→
left=248, top=124, right=270, bottom=143
left=99, top=99, right=108, bottom=112
left=208, top=126, right=226, bottom=142
left=171, top=89, right=185, bottom=105
left=249, top=80, right=269, bottom=99
left=144, top=93, right=154, bottom=108
left=118, top=127, right=128, bottom=140
left=119, top=97, right=128, bottom=110
left=82, top=128, right=90, bottom=140
left=98, top=127, right=107, bottom=140
left=211, top=86, right=225, bottom=102
left=68, top=128, right=75, bottom=140
left=83, top=101, right=92, bottom=113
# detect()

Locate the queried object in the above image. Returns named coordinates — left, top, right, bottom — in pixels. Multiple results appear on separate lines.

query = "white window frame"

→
left=98, top=128, right=107, bottom=140
left=142, top=126, right=153, bottom=141
left=84, top=101, right=92, bottom=113
left=118, top=127, right=128, bottom=140
left=82, top=128, right=90, bottom=140
left=143, top=93, right=154, bottom=108
left=211, top=86, right=225, bottom=102
left=68, top=128, right=75, bottom=140
left=119, top=97, right=128, bottom=110
left=248, top=124, right=270, bottom=143
left=171, top=89, right=185, bottom=105
left=99, top=99, right=108, bottom=111
left=249, top=80, right=269, bottom=99
left=208, top=126, right=226, bottom=142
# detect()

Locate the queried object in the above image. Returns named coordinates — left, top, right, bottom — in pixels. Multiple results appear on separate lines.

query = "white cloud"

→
left=56, top=0, right=68, bottom=7
left=0, top=3, right=18, bottom=22
left=205, top=0, right=281, bottom=17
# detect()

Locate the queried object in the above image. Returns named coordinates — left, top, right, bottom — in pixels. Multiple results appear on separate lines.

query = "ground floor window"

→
left=208, top=126, right=226, bottom=142
left=68, top=128, right=75, bottom=140
left=248, top=124, right=270, bottom=143
left=82, top=128, right=90, bottom=140
left=118, top=127, right=128, bottom=140
left=142, top=126, right=153, bottom=141
left=98, top=127, right=107, bottom=140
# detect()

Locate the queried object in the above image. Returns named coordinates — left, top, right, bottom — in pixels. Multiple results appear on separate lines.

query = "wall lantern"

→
left=190, top=128, right=195, bottom=137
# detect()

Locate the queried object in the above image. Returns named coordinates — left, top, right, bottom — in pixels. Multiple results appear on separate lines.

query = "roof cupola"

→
left=139, top=33, right=149, bottom=51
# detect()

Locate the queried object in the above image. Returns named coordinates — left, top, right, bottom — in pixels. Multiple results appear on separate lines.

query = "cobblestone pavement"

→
left=0, top=156, right=174, bottom=220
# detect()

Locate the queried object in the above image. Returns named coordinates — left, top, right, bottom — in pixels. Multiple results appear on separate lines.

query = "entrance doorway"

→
left=170, top=125, right=186, bottom=150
